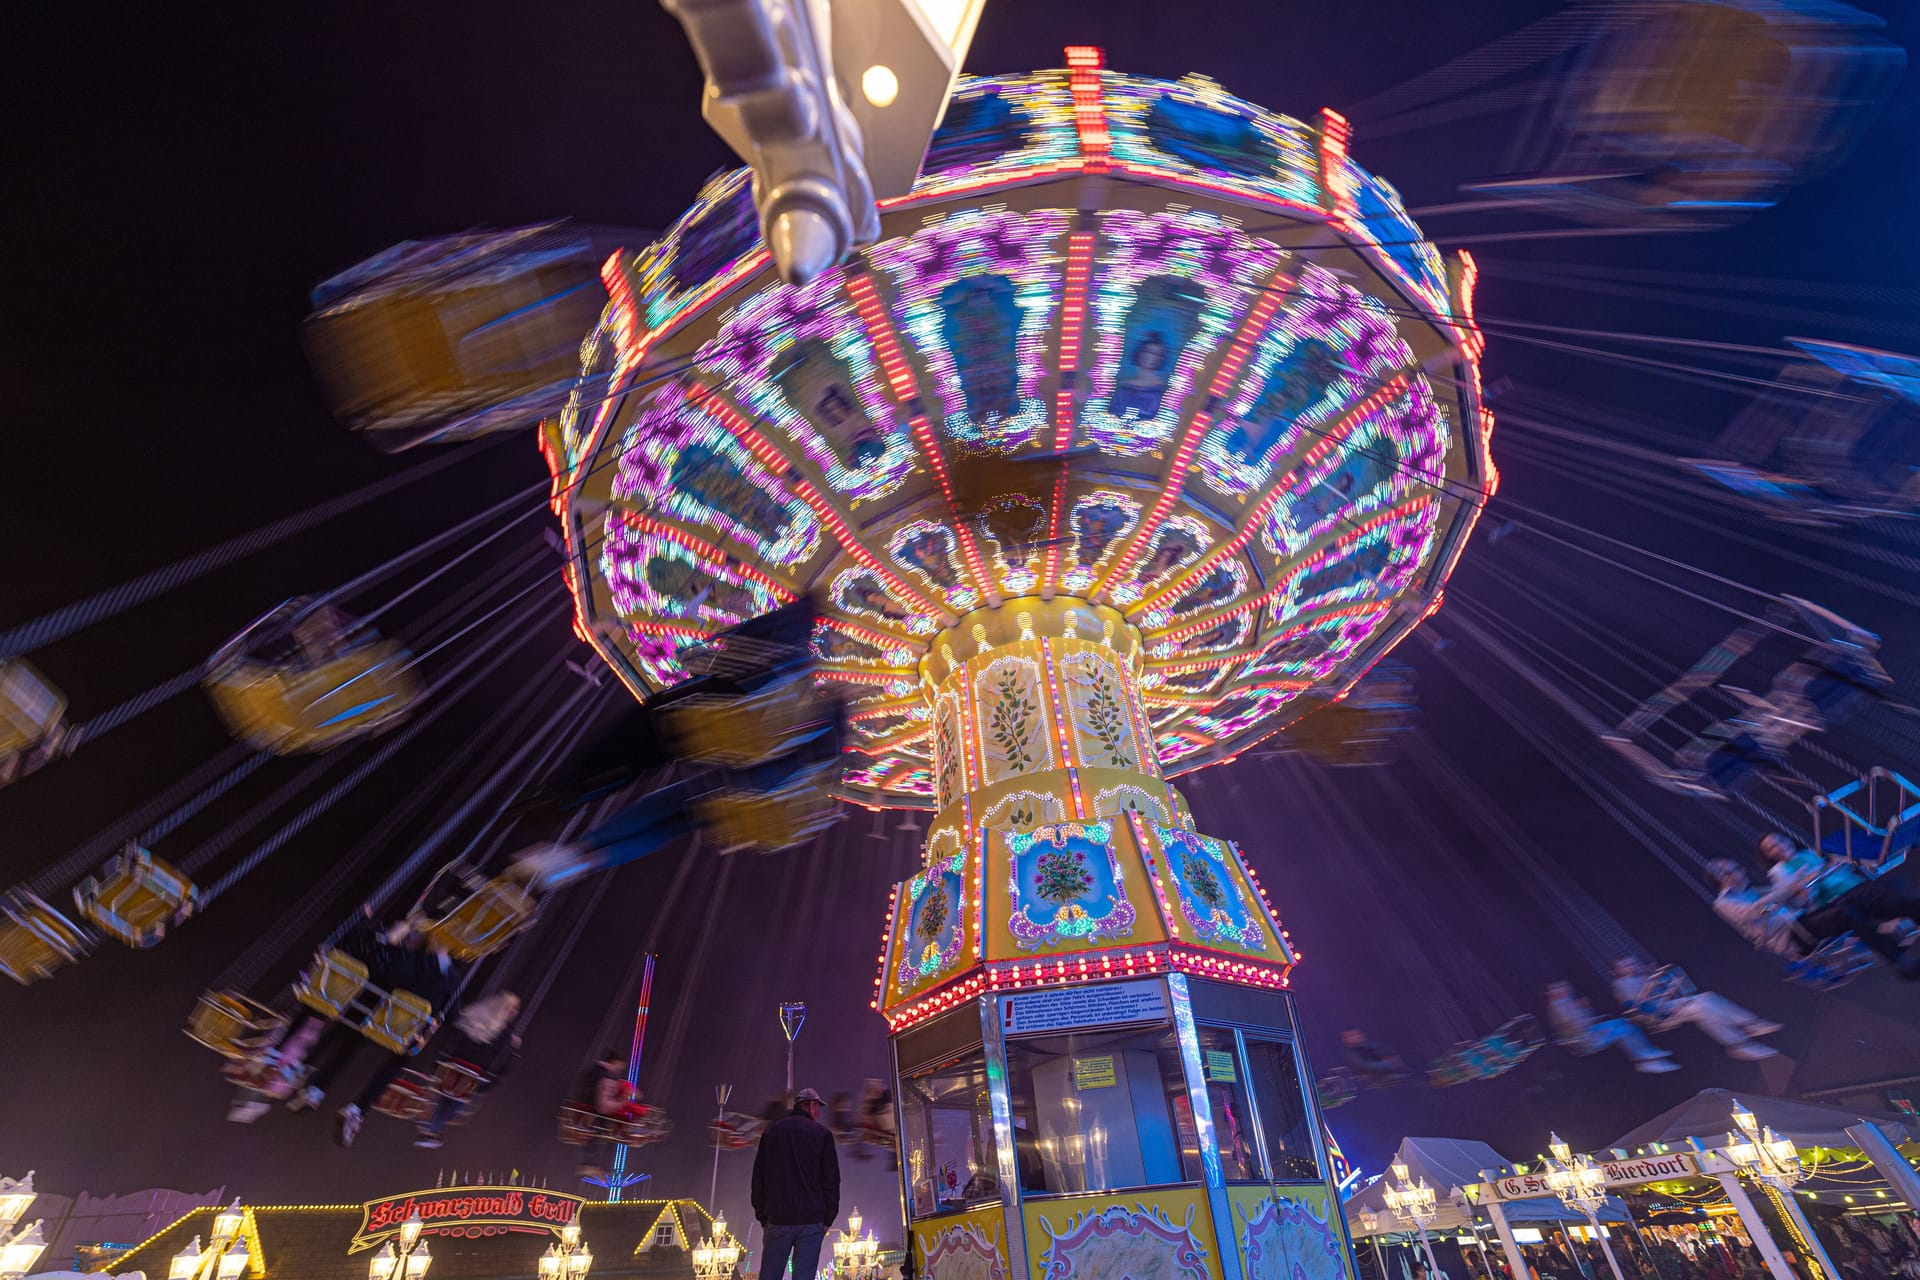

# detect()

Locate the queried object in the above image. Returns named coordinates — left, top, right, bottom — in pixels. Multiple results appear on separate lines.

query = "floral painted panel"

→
left=974, top=654, right=1055, bottom=785
left=1005, top=821, right=1135, bottom=950
left=895, top=851, right=969, bottom=996
left=1155, top=829, right=1268, bottom=954
left=1060, top=649, right=1140, bottom=771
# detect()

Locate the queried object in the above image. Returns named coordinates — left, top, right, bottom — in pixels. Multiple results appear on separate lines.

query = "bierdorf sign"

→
left=1484, top=1151, right=1697, bottom=1202
left=352, top=1185, right=586, bottom=1252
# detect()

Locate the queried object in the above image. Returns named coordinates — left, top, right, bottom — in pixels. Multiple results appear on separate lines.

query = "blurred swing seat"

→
left=1812, top=768, right=1920, bottom=869
left=372, top=1071, right=439, bottom=1123
left=205, top=598, right=421, bottom=754
left=1277, top=662, right=1417, bottom=767
left=1468, top=0, right=1902, bottom=226
left=668, top=678, right=836, bottom=769
left=186, top=990, right=290, bottom=1059
left=73, top=844, right=200, bottom=949
left=1784, top=933, right=1881, bottom=991
left=1686, top=339, right=1920, bottom=524
left=0, top=660, right=71, bottom=787
left=305, top=222, right=613, bottom=451
left=294, top=947, right=372, bottom=1017
left=708, top=1112, right=765, bottom=1150
left=557, top=1102, right=673, bottom=1147
left=293, top=946, right=441, bottom=1053
left=0, top=889, right=94, bottom=984
left=1619, top=965, right=1700, bottom=1033
left=373, top=1056, right=492, bottom=1123
left=698, top=765, right=842, bottom=854
left=423, top=878, right=538, bottom=961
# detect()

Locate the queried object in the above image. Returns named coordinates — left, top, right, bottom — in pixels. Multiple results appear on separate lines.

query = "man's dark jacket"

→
left=751, top=1111, right=841, bottom=1227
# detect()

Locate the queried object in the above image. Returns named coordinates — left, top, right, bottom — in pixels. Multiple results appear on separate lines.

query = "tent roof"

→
left=1344, top=1138, right=1628, bottom=1237
left=1609, top=1088, right=1912, bottom=1151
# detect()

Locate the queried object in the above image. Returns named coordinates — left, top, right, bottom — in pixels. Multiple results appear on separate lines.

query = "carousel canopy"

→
left=1609, top=1087, right=1913, bottom=1152
left=549, top=52, right=1492, bottom=808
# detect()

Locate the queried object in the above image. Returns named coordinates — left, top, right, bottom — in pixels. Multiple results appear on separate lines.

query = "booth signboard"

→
left=1483, top=1151, right=1697, bottom=1202
left=1001, top=978, right=1168, bottom=1035
left=351, top=1185, right=587, bottom=1251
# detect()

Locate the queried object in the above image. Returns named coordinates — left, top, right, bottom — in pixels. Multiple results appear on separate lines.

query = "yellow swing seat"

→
left=74, top=845, right=200, bottom=949
left=0, top=889, right=93, bottom=984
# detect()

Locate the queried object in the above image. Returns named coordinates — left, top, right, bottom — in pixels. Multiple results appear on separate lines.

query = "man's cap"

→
left=794, top=1088, right=825, bottom=1105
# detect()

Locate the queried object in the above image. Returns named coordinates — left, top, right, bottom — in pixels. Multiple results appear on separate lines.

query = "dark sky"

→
left=4, top=0, right=1920, bottom=1247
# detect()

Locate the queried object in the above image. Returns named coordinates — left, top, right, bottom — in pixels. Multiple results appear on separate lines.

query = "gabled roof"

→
left=1609, top=1088, right=1912, bottom=1151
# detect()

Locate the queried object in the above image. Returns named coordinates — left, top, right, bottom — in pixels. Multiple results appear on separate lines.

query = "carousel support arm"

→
left=1481, top=1197, right=1533, bottom=1280
left=1705, top=1165, right=1795, bottom=1280
left=1844, top=1120, right=1920, bottom=1211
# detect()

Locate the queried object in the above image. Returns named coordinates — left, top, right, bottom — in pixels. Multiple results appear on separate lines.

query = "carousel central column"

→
left=920, top=597, right=1182, bottom=854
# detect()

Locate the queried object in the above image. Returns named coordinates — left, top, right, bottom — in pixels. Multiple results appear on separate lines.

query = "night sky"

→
left=4, top=0, right=1920, bottom=1247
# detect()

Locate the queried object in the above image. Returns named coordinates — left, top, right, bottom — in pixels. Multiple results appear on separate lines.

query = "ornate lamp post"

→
left=1544, top=1134, right=1627, bottom=1280
left=369, top=1211, right=432, bottom=1280
left=692, top=1213, right=742, bottom=1280
left=831, top=1209, right=881, bottom=1280
left=0, top=1220, right=46, bottom=1280
left=170, top=1199, right=252, bottom=1280
left=0, top=1175, right=34, bottom=1235
left=779, top=1003, right=807, bottom=1093
left=1382, top=1161, right=1442, bottom=1277
left=1724, top=1102, right=1805, bottom=1191
left=538, top=1221, right=592, bottom=1280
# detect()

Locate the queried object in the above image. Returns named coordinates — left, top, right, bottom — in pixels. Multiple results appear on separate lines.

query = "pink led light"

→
left=1318, top=108, right=1355, bottom=223
left=1043, top=229, right=1096, bottom=594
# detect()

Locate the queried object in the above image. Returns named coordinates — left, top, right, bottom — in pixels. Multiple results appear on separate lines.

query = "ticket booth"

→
left=878, top=813, right=1358, bottom=1280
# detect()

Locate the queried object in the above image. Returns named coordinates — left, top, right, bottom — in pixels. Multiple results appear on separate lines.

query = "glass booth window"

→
left=1195, top=1027, right=1264, bottom=1182
left=1244, top=1037, right=1321, bottom=1181
left=901, top=1049, right=999, bottom=1220
left=1004, top=1024, right=1204, bottom=1194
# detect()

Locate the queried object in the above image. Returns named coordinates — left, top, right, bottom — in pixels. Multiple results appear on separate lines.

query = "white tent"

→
left=1345, top=1137, right=1628, bottom=1239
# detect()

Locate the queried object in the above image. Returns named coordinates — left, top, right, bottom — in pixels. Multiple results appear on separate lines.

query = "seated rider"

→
left=1758, top=832, right=1920, bottom=978
left=1709, top=859, right=1812, bottom=959
left=413, top=990, right=522, bottom=1150
left=1339, top=1028, right=1418, bottom=1085
left=1609, top=957, right=1779, bottom=1061
left=1544, top=981, right=1677, bottom=1074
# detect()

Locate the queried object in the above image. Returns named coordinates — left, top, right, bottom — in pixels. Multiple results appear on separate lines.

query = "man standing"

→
left=753, top=1086, right=841, bottom=1279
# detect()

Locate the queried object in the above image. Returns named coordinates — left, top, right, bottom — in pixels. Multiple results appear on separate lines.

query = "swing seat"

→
left=0, top=889, right=94, bottom=985
left=435, top=1057, right=490, bottom=1099
left=362, top=988, right=438, bottom=1054
left=1813, top=769, right=1920, bottom=869
left=698, top=770, right=840, bottom=854
left=187, top=990, right=291, bottom=1059
left=1785, top=935, right=1878, bottom=990
left=305, top=223, right=608, bottom=449
left=0, top=660, right=70, bottom=786
left=424, top=877, right=538, bottom=961
left=667, top=676, right=828, bottom=769
left=1315, top=1068, right=1359, bottom=1111
left=73, top=845, right=201, bottom=949
left=557, top=1103, right=602, bottom=1146
left=709, top=1114, right=764, bottom=1150
left=294, top=947, right=372, bottom=1017
left=612, top=1109, right=672, bottom=1146
left=205, top=641, right=419, bottom=754
left=372, top=1070, right=439, bottom=1121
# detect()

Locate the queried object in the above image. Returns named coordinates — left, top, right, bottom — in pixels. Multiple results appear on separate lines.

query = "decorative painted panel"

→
left=1004, top=820, right=1137, bottom=951
left=1060, top=648, right=1142, bottom=771
left=1231, top=1185, right=1352, bottom=1280
left=1151, top=829, right=1273, bottom=956
left=974, top=654, right=1056, bottom=785
left=894, top=850, right=972, bottom=1001
left=1024, top=1189, right=1221, bottom=1280
left=913, top=1204, right=1013, bottom=1280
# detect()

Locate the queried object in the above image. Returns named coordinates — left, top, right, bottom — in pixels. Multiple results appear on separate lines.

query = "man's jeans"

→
left=762, top=1222, right=827, bottom=1279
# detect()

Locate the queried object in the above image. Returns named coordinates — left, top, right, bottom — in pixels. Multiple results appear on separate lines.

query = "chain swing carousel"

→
left=544, top=50, right=1492, bottom=1280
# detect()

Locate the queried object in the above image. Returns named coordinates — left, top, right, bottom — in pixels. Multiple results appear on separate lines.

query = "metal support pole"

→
left=608, top=954, right=657, bottom=1203
left=1714, top=1173, right=1795, bottom=1280
left=710, top=1082, right=732, bottom=1218
left=1484, top=1199, right=1532, bottom=1280
left=1416, top=1224, right=1442, bottom=1277
left=1767, top=1182, right=1840, bottom=1280
left=1589, top=1213, right=1627, bottom=1280
left=1845, top=1121, right=1920, bottom=1210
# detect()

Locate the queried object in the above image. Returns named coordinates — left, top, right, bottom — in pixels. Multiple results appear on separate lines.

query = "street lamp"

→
left=831, top=1209, right=881, bottom=1280
left=370, top=1212, right=432, bottom=1280
left=1383, top=1160, right=1442, bottom=1278
left=1725, top=1100, right=1806, bottom=1191
left=0, top=1221, right=46, bottom=1280
left=172, top=1198, right=250, bottom=1280
left=538, top=1222, right=591, bottom=1280
left=779, top=1003, right=807, bottom=1093
left=1544, top=1134, right=1626, bottom=1280
left=0, top=1174, right=34, bottom=1234
left=693, top=1214, right=742, bottom=1280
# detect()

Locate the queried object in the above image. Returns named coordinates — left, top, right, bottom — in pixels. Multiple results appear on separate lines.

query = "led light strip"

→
left=1097, top=266, right=1294, bottom=591
left=1131, top=374, right=1410, bottom=617
left=1042, top=228, right=1097, bottom=594
left=685, top=387, right=943, bottom=616
left=844, top=273, right=997, bottom=601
